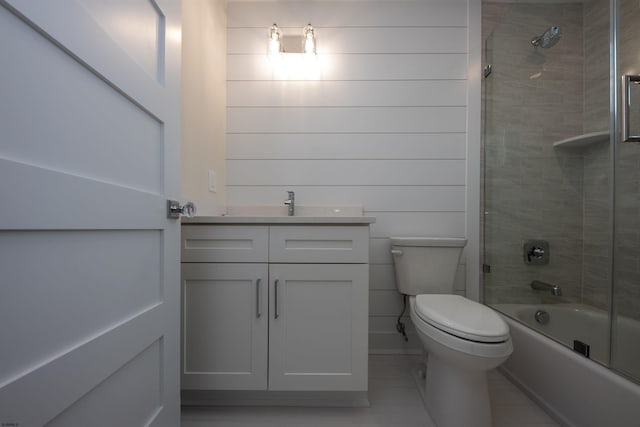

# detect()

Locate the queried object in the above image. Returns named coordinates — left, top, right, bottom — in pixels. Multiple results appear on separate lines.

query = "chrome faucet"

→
left=530, top=280, right=562, bottom=296
left=284, top=191, right=295, bottom=216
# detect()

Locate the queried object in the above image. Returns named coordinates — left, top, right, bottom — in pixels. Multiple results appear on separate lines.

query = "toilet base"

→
left=424, top=353, right=492, bottom=427
left=411, top=355, right=428, bottom=399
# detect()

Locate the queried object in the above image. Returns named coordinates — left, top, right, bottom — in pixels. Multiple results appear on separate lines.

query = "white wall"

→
left=182, top=0, right=226, bottom=215
left=226, top=0, right=475, bottom=352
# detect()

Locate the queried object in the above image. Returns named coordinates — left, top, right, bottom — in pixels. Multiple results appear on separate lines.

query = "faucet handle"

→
left=523, top=240, right=549, bottom=265
left=284, top=191, right=295, bottom=216
left=528, top=246, right=545, bottom=261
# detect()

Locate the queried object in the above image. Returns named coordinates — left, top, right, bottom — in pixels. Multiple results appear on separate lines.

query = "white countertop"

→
left=182, top=216, right=376, bottom=225
left=182, top=206, right=375, bottom=224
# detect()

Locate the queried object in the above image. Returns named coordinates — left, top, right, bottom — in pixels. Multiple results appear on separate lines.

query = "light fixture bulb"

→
left=268, top=23, right=282, bottom=56
left=303, top=24, right=316, bottom=55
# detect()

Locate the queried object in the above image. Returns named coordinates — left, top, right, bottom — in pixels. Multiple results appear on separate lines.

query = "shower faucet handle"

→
left=523, top=240, right=550, bottom=265
left=528, top=246, right=545, bottom=260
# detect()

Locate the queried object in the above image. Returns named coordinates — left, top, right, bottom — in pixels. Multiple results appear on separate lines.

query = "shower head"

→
left=531, top=26, right=562, bottom=48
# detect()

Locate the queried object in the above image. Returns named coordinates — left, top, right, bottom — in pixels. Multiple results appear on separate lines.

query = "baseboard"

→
left=181, top=390, right=370, bottom=408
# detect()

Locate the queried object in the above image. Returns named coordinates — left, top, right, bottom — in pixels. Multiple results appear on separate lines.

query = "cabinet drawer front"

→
left=182, top=225, right=269, bottom=262
left=269, top=226, right=369, bottom=263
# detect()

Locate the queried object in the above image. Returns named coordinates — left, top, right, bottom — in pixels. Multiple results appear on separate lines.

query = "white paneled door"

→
left=0, top=1, right=181, bottom=426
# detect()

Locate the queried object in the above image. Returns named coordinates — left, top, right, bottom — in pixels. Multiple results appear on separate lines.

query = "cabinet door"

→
left=268, top=264, right=369, bottom=391
left=181, top=263, right=268, bottom=390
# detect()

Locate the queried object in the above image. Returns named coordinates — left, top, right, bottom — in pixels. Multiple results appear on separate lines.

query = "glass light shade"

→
left=303, top=24, right=316, bottom=55
left=268, top=23, right=282, bottom=56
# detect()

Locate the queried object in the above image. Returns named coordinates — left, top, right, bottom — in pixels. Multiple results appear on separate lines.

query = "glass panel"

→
left=612, top=0, right=640, bottom=382
left=482, top=0, right=611, bottom=367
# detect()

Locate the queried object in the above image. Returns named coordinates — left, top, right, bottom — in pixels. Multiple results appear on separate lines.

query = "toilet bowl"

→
left=410, top=295, right=512, bottom=427
left=390, top=237, right=512, bottom=427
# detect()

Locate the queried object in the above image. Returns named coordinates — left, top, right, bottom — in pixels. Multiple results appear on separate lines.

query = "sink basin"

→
left=224, top=206, right=363, bottom=217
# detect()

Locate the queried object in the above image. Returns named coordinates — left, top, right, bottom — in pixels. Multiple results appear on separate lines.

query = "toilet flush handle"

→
left=391, top=249, right=403, bottom=256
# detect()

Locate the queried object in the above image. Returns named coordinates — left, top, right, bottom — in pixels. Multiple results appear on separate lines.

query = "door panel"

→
left=1, top=0, right=169, bottom=109
left=0, top=2, right=163, bottom=193
left=46, top=339, right=163, bottom=427
left=2, top=306, right=165, bottom=426
left=0, top=230, right=162, bottom=384
left=78, top=0, right=164, bottom=82
left=0, top=0, right=181, bottom=425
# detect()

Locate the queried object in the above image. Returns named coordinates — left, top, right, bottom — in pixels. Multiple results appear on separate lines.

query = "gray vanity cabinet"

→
left=180, top=223, right=370, bottom=393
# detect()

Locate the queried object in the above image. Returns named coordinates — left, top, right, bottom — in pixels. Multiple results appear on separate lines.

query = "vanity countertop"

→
left=182, top=216, right=376, bottom=225
left=183, top=206, right=375, bottom=225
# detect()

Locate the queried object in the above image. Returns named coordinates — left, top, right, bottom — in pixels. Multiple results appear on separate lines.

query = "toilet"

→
left=390, top=237, right=512, bottom=427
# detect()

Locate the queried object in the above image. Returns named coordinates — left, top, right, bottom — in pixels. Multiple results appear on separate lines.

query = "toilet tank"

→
left=390, top=237, right=467, bottom=295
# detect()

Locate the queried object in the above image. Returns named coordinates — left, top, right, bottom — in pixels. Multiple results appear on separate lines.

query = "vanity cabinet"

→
left=181, top=222, right=370, bottom=393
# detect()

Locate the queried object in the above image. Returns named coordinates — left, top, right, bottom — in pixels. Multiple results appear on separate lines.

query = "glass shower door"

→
left=612, top=0, right=640, bottom=383
left=482, top=0, right=612, bottom=367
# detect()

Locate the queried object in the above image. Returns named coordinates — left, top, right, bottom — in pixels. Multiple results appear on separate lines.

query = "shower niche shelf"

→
left=552, top=131, right=609, bottom=149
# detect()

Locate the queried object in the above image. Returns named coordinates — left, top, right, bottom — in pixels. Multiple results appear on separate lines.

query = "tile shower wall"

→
left=483, top=3, right=586, bottom=304
left=226, top=1, right=470, bottom=352
left=483, top=0, right=616, bottom=314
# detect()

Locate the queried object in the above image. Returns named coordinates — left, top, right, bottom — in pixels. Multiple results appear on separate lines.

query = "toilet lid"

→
left=414, top=295, right=509, bottom=343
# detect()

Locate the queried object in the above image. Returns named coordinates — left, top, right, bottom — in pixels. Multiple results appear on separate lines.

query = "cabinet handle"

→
left=274, top=279, right=280, bottom=319
left=256, top=278, right=262, bottom=318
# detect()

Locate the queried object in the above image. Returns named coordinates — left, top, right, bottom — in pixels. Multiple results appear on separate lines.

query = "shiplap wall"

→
left=226, top=0, right=469, bottom=353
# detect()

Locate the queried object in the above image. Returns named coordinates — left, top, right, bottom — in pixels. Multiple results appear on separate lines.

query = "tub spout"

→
left=530, top=280, right=562, bottom=296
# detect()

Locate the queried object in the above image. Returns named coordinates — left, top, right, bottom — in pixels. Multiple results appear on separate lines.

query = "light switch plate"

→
left=208, top=169, right=217, bottom=193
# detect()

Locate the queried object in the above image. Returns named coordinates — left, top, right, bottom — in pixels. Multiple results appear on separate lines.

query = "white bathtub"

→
left=493, top=303, right=640, bottom=427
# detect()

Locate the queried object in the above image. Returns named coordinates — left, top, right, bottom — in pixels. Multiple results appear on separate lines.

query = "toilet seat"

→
left=413, top=294, right=509, bottom=343
left=409, top=296, right=513, bottom=361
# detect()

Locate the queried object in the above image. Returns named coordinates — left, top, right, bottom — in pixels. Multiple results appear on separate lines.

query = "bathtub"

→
left=493, top=304, right=640, bottom=427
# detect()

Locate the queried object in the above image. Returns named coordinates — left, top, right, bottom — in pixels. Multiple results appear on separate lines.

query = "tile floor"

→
left=181, top=354, right=560, bottom=427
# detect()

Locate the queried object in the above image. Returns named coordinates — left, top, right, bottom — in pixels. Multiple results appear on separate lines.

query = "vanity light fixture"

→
left=267, top=23, right=317, bottom=55
left=268, top=23, right=283, bottom=56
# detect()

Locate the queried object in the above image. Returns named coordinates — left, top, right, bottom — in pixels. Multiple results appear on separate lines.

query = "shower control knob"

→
left=523, top=240, right=550, bottom=265
left=529, top=247, right=545, bottom=259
